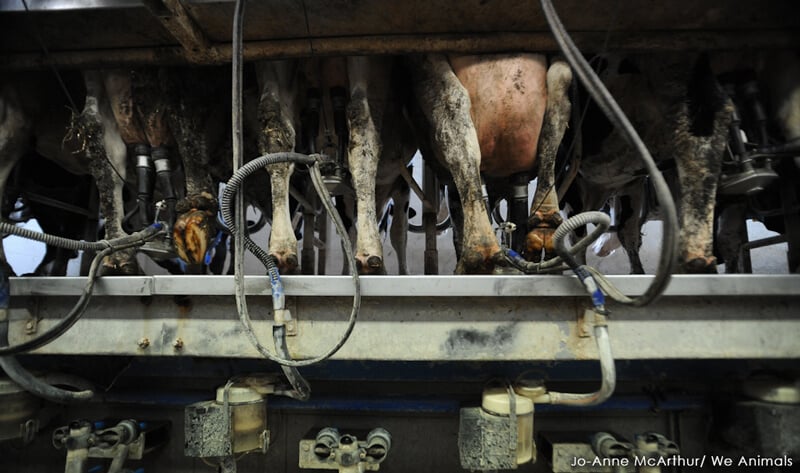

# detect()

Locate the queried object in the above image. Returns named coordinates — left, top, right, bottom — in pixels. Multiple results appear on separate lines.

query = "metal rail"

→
left=7, top=275, right=800, bottom=361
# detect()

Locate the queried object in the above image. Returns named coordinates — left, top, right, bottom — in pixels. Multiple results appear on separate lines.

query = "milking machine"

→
left=0, top=1, right=715, bottom=471
left=717, top=70, right=800, bottom=272
left=51, top=418, right=169, bottom=473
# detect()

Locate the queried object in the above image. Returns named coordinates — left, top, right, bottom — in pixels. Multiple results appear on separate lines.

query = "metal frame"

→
left=7, top=275, right=800, bottom=361
left=2, top=0, right=798, bottom=68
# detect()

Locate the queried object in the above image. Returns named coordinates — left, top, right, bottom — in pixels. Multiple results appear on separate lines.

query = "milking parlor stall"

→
left=1, top=1, right=800, bottom=472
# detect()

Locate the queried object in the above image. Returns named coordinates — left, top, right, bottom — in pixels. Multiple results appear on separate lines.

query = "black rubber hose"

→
left=0, top=225, right=163, bottom=356
left=230, top=0, right=359, bottom=369
left=0, top=221, right=162, bottom=253
left=0, top=352, right=95, bottom=403
left=0, top=275, right=95, bottom=402
left=274, top=325, right=311, bottom=400
left=222, top=157, right=362, bottom=367
left=540, top=0, right=678, bottom=306
left=221, top=152, right=317, bottom=268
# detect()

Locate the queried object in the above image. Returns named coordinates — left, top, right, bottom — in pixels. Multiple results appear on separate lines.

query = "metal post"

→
left=301, top=192, right=317, bottom=275
left=423, top=163, right=439, bottom=274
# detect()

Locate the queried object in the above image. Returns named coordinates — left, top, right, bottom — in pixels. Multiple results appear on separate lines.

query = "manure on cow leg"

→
left=682, top=256, right=718, bottom=274
left=101, top=249, right=140, bottom=276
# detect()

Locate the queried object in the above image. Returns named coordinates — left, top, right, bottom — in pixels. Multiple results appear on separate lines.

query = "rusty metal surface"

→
left=1, top=0, right=798, bottom=68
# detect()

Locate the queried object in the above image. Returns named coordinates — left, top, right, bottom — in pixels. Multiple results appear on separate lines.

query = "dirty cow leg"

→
left=410, top=54, right=500, bottom=274
left=527, top=59, right=572, bottom=262
left=673, top=79, right=734, bottom=273
left=161, top=69, right=219, bottom=268
left=81, top=71, right=139, bottom=275
left=256, top=61, right=299, bottom=273
left=347, top=56, right=385, bottom=275
left=616, top=179, right=647, bottom=274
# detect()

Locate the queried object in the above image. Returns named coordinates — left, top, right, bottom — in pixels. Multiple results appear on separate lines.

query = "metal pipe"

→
left=423, top=163, right=439, bottom=274
left=107, top=443, right=130, bottom=473
left=217, top=456, right=237, bottom=473
left=536, top=325, right=616, bottom=406
left=152, top=147, right=176, bottom=238
left=2, top=31, right=798, bottom=70
left=63, top=420, right=92, bottom=473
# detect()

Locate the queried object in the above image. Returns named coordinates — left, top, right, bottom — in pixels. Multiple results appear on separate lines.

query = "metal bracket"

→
left=299, top=428, right=391, bottom=472
left=20, top=419, right=39, bottom=446
left=274, top=303, right=298, bottom=337
left=578, top=308, right=594, bottom=338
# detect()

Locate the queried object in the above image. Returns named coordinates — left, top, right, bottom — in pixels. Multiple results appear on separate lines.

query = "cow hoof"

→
left=355, top=255, right=386, bottom=275
left=456, top=248, right=505, bottom=274
left=524, top=227, right=557, bottom=263
left=272, top=253, right=299, bottom=274
left=525, top=211, right=563, bottom=262
left=683, top=256, right=718, bottom=274
left=101, top=250, right=140, bottom=276
left=174, top=209, right=215, bottom=266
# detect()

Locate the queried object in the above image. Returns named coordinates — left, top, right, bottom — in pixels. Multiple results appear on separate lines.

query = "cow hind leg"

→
left=347, top=57, right=385, bottom=275
left=411, top=55, right=501, bottom=274
left=616, top=181, right=647, bottom=274
left=81, top=71, right=139, bottom=275
left=161, top=70, right=219, bottom=269
left=526, top=59, right=572, bottom=262
left=674, top=60, right=733, bottom=273
left=256, top=61, right=299, bottom=273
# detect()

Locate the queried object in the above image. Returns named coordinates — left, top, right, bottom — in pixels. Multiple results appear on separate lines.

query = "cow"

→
left=100, top=67, right=216, bottom=269
left=0, top=71, right=139, bottom=276
left=567, top=53, right=735, bottom=274
left=407, top=53, right=572, bottom=274
left=93, top=66, right=236, bottom=274
left=254, top=57, right=415, bottom=275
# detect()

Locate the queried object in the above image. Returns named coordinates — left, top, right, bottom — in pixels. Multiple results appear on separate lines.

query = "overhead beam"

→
left=143, top=0, right=220, bottom=63
left=1, top=30, right=798, bottom=69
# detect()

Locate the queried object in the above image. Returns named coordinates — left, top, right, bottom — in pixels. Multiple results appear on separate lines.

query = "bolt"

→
left=302, top=444, right=310, bottom=452
left=173, top=338, right=184, bottom=350
left=25, top=321, right=34, bottom=330
left=138, top=338, right=150, bottom=349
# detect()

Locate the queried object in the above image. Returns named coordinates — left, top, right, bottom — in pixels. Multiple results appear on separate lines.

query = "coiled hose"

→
left=0, top=223, right=163, bottom=356
left=220, top=154, right=361, bottom=368
left=503, top=211, right=612, bottom=274
left=230, top=0, right=359, bottom=374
